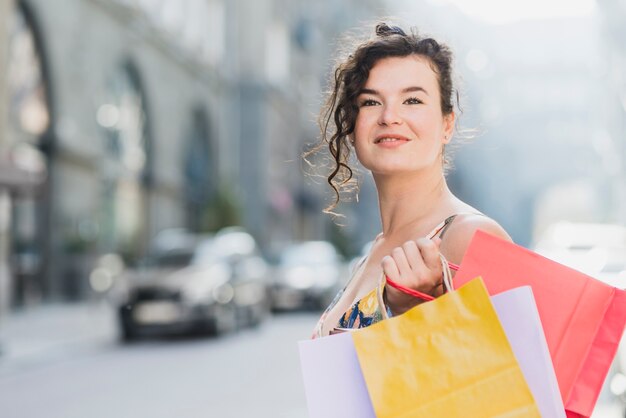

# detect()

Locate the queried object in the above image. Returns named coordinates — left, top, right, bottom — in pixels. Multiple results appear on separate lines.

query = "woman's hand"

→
left=382, top=237, right=444, bottom=315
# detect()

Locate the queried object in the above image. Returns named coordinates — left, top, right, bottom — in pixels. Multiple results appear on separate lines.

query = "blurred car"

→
left=534, top=222, right=626, bottom=289
left=196, top=227, right=270, bottom=328
left=270, top=240, right=346, bottom=311
left=117, top=228, right=269, bottom=342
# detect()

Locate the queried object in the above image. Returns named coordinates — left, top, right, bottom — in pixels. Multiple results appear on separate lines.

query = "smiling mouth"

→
left=374, top=136, right=410, bottom=144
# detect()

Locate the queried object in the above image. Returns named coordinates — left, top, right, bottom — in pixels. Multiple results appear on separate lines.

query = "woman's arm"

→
left=439, top=214, right=512, bottom=268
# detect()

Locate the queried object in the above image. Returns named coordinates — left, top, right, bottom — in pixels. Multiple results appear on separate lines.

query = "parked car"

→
left=270, top=241, right=346, bottom=311
left=117, top=228, right=269, bottom=342
left=195, top=227, right=270, bottom=328
left=534, top=222, right=626, bottom=289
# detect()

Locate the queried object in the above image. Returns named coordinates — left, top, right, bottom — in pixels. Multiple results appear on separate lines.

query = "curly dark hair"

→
left=307, top=23, right=460, bottom=214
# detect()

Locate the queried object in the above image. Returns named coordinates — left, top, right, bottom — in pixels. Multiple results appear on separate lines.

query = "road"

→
left=0, top=304, right=624, bottom=418
left=0, top=311, right=317, bottom=418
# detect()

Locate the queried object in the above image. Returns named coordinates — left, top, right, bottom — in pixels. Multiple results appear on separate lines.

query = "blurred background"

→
left=0, top=0, right=625, bottom=417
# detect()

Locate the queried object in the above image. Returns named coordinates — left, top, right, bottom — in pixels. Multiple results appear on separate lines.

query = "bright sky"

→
left=428, top=0, right=596, bottom=24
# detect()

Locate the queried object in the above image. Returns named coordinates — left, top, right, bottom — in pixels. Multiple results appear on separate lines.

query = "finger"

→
left=390, top=246, right=412, bottom=278
left=417, top=238, right=441, bottom=271
left=381, top=255, right=400, bottom=281
left=401, top=240, right=424, bottom=273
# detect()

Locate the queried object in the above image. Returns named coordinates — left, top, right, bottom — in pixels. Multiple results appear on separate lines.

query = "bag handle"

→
left=377, top=253, right=453, bottom=320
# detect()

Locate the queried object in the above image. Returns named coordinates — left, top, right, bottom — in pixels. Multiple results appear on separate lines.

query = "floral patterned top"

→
left=312, top=214, right=464, bottom=338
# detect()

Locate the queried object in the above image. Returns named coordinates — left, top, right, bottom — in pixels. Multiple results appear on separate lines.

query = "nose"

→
left=377, top=103, right=402, bottom=126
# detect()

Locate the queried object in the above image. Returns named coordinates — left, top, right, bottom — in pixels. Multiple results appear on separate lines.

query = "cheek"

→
left=353, top=147, right=374, bottom=170
left=353, top=115, right=365, bottom=140
left=410, top=112, right=444, bottom=138
left=351, top=121, right=371, bottom=165
left=353, top=111, right=375, bottom=141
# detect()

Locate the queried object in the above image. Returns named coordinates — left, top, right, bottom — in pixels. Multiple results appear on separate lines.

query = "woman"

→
left=311, top=23, right=512, bottom=338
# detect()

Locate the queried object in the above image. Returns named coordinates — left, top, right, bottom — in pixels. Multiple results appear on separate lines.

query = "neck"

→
left=374, top=167, right=453, bottom=236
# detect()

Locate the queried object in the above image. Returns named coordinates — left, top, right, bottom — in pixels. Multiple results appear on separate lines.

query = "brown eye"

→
left=404, top=97, right=423, bottom=105
left=359, top=99, right=379, bottom=107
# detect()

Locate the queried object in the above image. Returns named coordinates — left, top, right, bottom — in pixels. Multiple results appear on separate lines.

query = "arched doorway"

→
left=183, top=108, right=215, bottom=232
left=7, top=1, right=53, bottom=305
left=96, top=62, right=151, bottom=264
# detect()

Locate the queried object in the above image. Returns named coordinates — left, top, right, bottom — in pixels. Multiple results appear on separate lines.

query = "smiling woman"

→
left=307, top=23, right=512, bottom=338
left=353, top=55, right=454, bottom=175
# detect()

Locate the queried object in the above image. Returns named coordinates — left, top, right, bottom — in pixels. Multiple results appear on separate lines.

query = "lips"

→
left=374, top=134, right=411, bottom=144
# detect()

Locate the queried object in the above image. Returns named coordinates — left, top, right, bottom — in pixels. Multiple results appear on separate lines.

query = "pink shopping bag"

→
left=454, top=230, right=626, bottom=418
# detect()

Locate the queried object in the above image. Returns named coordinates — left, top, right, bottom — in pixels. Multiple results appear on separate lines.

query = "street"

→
left=0, top=305, right=316, bottom=418
left=0, top=302, right=624, bottom=418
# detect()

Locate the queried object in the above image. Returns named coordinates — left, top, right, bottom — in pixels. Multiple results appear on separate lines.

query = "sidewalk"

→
left=0, top=300, right=118, bottom=376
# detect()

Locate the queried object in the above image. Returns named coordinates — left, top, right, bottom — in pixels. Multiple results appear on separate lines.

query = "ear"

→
left=442, top=111, right=455, bottom=144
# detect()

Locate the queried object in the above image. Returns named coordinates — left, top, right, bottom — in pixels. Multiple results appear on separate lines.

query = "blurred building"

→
left=3, top=0, right=233, bottom=305
left=384, top=2, right=609, bottom=246
left=229, top=0, right=387, bottom=255
left=0, top=0, right=46, bottom=317
left=0, top=0, right=388, bottom=307
left=453, top=16, right=607, bottom=246
left=597, top=0, right=626, bottom=224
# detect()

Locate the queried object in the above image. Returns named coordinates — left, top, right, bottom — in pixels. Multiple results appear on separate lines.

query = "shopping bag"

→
left=298, top=286, right=563, bottom=418
left=492, top=287, right=566, bottom=418
left=298, top=332, right=375, bottom=418
left=454, top=230, right=626, bottom=418
left=351, top=278, right=540, bottom=418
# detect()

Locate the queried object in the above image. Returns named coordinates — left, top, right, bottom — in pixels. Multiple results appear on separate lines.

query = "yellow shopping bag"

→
left=352, top=278, right=540, bottom=418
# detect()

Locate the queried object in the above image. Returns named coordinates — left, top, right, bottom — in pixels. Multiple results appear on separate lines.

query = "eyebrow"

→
left=359, top=86, right=429, bottom=96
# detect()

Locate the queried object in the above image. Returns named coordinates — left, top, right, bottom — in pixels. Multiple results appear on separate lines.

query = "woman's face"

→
left=353, top=55, right=454, bottom=176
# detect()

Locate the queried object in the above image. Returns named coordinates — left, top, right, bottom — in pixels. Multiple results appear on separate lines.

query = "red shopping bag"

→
left=454, top=230, right=626, bottom=418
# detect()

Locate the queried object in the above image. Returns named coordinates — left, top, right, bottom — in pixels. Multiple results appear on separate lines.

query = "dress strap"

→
left=426, top=215, right=457, bottom=239
left=426, top=212, right=485, bottom=240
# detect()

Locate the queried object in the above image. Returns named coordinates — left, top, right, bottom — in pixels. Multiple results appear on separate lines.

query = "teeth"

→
left=378, top=137, right=400, bottom=143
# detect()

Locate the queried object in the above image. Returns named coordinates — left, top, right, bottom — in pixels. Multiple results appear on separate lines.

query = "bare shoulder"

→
left=439, top=214, right=512, bottom=265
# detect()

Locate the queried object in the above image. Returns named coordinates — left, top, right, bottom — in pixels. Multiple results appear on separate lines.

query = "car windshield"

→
left=602, top=261, right=626, bottom=273
left=281, top=242, right=338, bottom=266
left=149, top=250, right=194, bottom=268
left=192, top=233, right=257, bottom=266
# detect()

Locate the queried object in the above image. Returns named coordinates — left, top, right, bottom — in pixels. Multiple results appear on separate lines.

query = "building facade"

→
left=0, top=0, right=388, bottom=307
left=597, top=0, right=626, bottom=224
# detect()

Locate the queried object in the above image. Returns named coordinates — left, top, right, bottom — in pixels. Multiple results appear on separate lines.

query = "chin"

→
left=369, top=165, right=423, bottom=176
left=366, top=160, right=439, bottom=177
left=364, top=153, right=440, bottom=173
